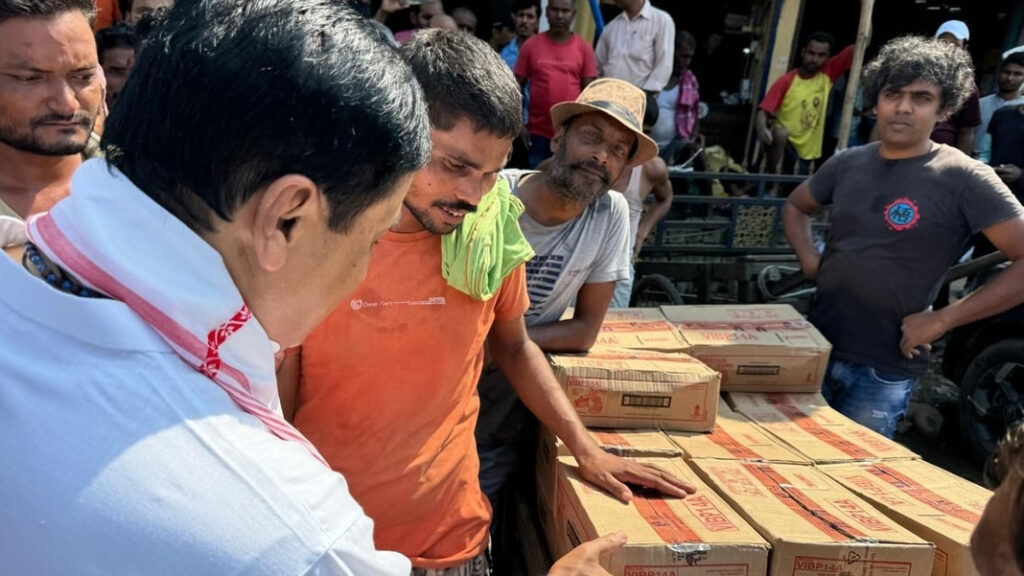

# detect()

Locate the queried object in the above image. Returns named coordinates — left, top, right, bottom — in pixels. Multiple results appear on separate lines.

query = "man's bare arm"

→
left=901, top=216, right=1024, bottom=357
left=488, top=316, right=695, bottom=502
left=782, top=181, right=824, bottom=279
left=755, top=109, right=773, bottom=146
left=634, top=157, right=673, bottom=258
left=528, top=282, right=616, bottom=352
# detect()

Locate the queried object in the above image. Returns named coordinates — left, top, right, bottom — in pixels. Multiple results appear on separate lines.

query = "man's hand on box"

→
left=576, top=450, right=696, bottom=503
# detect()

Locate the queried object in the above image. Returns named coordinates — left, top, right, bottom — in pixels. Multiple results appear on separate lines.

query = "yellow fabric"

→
left=704, top=145, right=745, bottom=198
left=775, top=74, right=834, bottom=160
left=574, top=0, right=596, bottom=44
left=440, top=179, right=535, bottom=301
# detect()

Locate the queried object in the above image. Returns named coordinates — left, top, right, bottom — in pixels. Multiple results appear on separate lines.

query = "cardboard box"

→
left=726, top=393, right=919, bottom=463
left=691, top=459, right=934, bottom=576
left=820, top=460, right=992, bottom=576
left=549, top=349, right=720, bottom=431
left=542, top=426, right=683, bottom=460
left=661, top=304, right=831, bottom=393
left=667, top=399, right=809, bottom=464
left=592, top=308, right=687, bottom=353
left=553, top=456, right=770, bottom=575
left=536, top=428, right=682, bottom=556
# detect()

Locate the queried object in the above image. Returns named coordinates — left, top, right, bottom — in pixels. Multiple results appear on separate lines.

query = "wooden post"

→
left=836, top=0, right=875, bottom=152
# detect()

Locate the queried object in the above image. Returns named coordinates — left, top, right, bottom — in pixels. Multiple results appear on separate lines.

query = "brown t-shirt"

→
left=931, top=85, right=982, bottom=146
left=808, top=142, right=1024, bottom=376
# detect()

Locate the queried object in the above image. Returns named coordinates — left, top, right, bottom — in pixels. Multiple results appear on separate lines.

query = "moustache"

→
left=31, top=112, right=93, bottom=128
left=434, top=200, right=478, bottom=213
left=571, top=161, right=610, bottom=184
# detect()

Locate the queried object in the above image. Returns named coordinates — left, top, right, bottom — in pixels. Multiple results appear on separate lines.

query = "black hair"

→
left=1004, top=51, right=1024, bottom=70
left=95, top=21, right=137, bottom=60
left=400, top=30, right=522, bottom=138
left=130, top=8, right=165, bottom=55
left=513, top=0, right=540, bottom=16
left=643, top=93, right=659, bottom=128
left=102, top=0, right=431, bottom=234
left=677, top=30, right=696, bottom=51
left=862, top=35, right=975, bottom=117
left=0, top=0, right=94, bottom=25
left=803, top=32, right=835, bottom=52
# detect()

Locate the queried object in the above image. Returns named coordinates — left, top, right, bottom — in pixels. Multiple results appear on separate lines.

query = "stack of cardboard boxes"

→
left=539, top=304, right=992, bottom=576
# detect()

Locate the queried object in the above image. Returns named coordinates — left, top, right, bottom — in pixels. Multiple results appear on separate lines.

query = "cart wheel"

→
left=630, top=274, right=683, bottom=307
left=959, top=339, right=1024, bottom=466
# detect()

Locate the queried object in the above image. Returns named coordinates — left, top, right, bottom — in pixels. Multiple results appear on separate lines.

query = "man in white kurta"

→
left=0, top=0, right=430, bottom=573
left=0, top=165, right=410, bottom=575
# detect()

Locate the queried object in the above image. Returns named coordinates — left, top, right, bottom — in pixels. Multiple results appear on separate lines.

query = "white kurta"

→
left=0, top=161, right=410, bottom=576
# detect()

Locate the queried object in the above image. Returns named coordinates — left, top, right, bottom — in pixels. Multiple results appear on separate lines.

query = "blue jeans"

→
left=528, top=134, right=552, bottom=168
left=611, top=265, right=635, bottom=308
left=821, top=358, right=916, bottom=438
left=478, top=442, right=519, bottom=506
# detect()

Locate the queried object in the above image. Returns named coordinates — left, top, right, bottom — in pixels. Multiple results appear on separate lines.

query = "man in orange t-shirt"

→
left=278, top=31, right=693, bottom=574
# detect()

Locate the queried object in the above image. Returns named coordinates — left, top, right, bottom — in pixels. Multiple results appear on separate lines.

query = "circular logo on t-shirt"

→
left=884, top=197, right=920, bottom=231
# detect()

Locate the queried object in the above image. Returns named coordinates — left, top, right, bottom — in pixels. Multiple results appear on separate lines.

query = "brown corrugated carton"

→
left=820, top=460, right=992, bottom=576
left=661, top=304, right=831, bottom=393
left=553, top=456, right=770, bottom=575
left=726, top=393, right=919, bottom=463
left=691, top=459, right=934, bottom=576
left=592, top=308, right=687, bottom=353
left=549, top=349, right=720, bottom=431
left=536, top=428, right=682, bottom=556
left=667, top=398, right=810, bottom=464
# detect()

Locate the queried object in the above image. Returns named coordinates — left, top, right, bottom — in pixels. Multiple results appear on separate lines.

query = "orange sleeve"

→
left=493, top=264, right=530, bottom=322
left=759, top=70, right=796, bottom=115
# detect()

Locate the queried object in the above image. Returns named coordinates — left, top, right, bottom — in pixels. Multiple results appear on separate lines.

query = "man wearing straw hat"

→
left=477, top=77, right=658, bottom=521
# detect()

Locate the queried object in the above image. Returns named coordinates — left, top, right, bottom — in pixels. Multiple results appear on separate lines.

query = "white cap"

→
left=1005, top=45, right=1024, bottom=60
left=935, top=20, right=969, bottom=42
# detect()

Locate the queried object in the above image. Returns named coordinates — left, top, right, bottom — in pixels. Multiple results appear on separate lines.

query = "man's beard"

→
left=0, top=111, right=95, bottom=156
left=547, top=140, right=613, bottom=207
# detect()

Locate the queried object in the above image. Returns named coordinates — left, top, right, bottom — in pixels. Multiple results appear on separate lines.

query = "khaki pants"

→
left=411, top=551, right=490, bottom=576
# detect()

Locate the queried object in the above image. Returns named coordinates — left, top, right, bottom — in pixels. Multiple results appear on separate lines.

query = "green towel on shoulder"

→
left=441, top=178, right=535, bottom=301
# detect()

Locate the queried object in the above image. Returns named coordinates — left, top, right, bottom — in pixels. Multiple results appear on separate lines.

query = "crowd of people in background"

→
left=3, top=1, right=1024, bottom=575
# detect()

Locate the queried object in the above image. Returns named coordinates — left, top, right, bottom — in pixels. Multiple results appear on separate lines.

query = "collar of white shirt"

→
left=627, top=0, right=653, bottom=20
left=22, top=159, right=319, bottom=457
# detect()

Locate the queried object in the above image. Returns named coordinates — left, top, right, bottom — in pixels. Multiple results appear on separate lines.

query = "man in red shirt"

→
left=931, top=20, right=981, bottom=156
left=514, top=0, right=597, bottom=168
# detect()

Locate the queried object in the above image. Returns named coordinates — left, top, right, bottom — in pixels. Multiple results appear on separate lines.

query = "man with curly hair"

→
left=973, top=424, right=1024, bottom=575
left=783, top=36, right=1024, bottom=438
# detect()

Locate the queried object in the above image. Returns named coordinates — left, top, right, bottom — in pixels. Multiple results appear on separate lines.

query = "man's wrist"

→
left=934, top=304, right=959, bottom=334
left=562, top=425, right=603, bottom=461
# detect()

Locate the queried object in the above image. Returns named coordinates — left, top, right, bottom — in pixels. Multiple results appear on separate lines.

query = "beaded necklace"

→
left=22, top=242, right=104, bottom=298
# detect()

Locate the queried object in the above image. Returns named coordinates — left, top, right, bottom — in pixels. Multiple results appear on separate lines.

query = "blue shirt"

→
left=502, top=39, right=529, bottom=125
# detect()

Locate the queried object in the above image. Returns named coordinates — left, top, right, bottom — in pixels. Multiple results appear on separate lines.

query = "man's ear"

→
left=250, top=174, right=320, bottom=273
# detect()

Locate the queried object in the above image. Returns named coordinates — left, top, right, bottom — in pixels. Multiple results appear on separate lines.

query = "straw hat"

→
left=550, top=78, right=659, bottom=167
